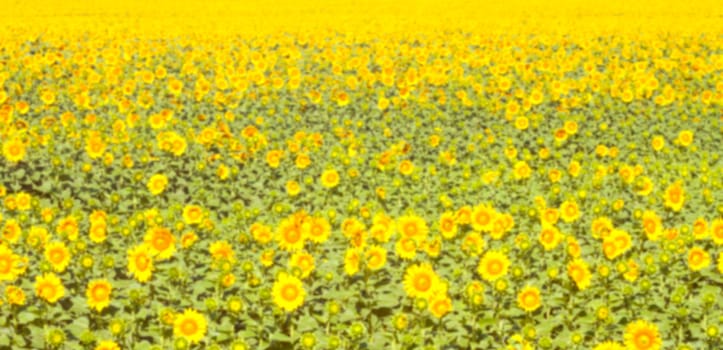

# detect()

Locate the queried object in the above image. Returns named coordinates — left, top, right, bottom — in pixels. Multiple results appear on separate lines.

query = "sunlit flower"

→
left=173, top=309, right=207, bottom=344
left=272, top=273, right=305, bottom=312
left=517, top=286, right=541, bottom=312
left=477, top=251, right=510, bottom=282
left=624, top=320, right=661, bottom=350
left=35, top=273, right=65, bottom=303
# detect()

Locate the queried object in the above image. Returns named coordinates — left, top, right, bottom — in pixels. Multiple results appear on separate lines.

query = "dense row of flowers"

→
left=0, top=1, right=721, bottom=349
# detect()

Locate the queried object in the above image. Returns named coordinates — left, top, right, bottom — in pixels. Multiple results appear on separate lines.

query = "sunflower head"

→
left=517, top=286, right=541, bottom=312
left=403, top=263, right=440, bottom=300
left=173, top=308, right=208, bottom=344
left=272, top=273, right=306, bottom=312
left=477, top=250, right=510, bottom=282
left=87, top=279, right=112, bottom=312
left=624, top=320, right=662, bottom=350
left=320, top=169, right=340, bottom=188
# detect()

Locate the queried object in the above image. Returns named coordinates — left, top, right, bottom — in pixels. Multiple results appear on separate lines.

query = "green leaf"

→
left=68, top=317, right=89, bottom=339
left=17, top=311, right=37, bottom=324
left=133, top=341, right=152, bottom=350
left=269, top=331, right=292, bottom=343
left=296, top=313, right=319, bottom=333
left=375, top=293, right=400, bottom=308
left=0, top=333, right=10, bottom=347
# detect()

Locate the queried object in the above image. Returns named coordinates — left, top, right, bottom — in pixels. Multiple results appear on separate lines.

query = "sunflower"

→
left=266, top=150, right=283, bottom=168
left=677, top=130, right=694, bottom=147
left=568, top=160, right=582, bottom=177
left=624, top=320, right=661, bottom=350
left=398, top=160, right=414, bottom=176
left=147, top=174, right=168, bottom=195
left=567, top=258, right=592, bottom=290
left=471, top=204, right=496, bottom=232
left=369, top=222, right=393, bottom=243
left=390, top=234, right=415, bottom=259
left=85, top=136, right=106, bottom=159
left=603, top=229, right=632, bottom=260
left=180, top=231, right=198, bottom=248
left=2, top=137, right=26, bottom=162
left=35, top=273, right=65, bottom=303
left=538, top=224, right=562, bottom=251
left=86, top=279, right=112, bottom=312
left=477, top=251, right=510, bottom=282
left=601, top=239, right=618, bottom=260
left=364, top=245, right=387, bottom=271
left=2, top=219, right=22, bottom=244
left=634, top=176, right=654, bottom=196
left=438, top=212, right=458, bottom=239
left=540, top=208, right=560, bottom=226
left=559, top=200, right=580, bottom=223
left=403, top=263, right=440, bottom=300
left=344, top=248, right=361, bottom=276
left=428, top=294, right=452, bottom=318
left=44, top=241, right=71, bottom=273
left=173, top=309, right=208, bottom=344
left=517, top=286, right=541, bottom=312
left=514, top=116, right=529, bottom=130
left=250, top=223, right=273, bottom=244
left=167, top=77, right=184, bottom=96
left=0, top=245, right=27, bottom=281
left=276, top=218, right=305, bottom=251
left=336, top=90, right=350, bottom=106
left=513, top=161, right=531, bottom=179
left=289, top=251, right=315, bottom=279
left=94, top=340, right=121, bottom=350
left=144, top=227, right=176, bottom=260
left=15, top=192, right=31, bottom=211
left=692, top=218, right=709, bottom=240
left=712, top=218, right=723, bottom=245
left=342, top=218, right=365, bottom=238
left=455, top=205, right=472, bottom=225
left=272, top=273, right=305, bottom=312
left=286, top=180, right=301, bottom=196
left=127, top=244, right=154, bottom=283
left=320, top=169, right=340, bottom=188
left=687, top=246, right=711, bottom=271
left=209, top=240, right=235, bottom=262
left=651, top=136, right=665, bottom=151
left=260, top=249, right=275, bottom=267
left=423, top=236, right=442, bottom=257
left=89, top=221, right=107, bottom=243
left=295, top=153, right=311, bottom=169
left=663, top=181, right=685, bottom=212
left=641, top=210, right=662, bottom=241
left=461, top=232, right=486, bottom=256
left=182, top=204, right=204, bottom=225
left=397, top=215, right=429, bottom=243
left=623, top=259, right=640, bottom=282
left=302, top=217, right=330, bottom=244
left=5, top=285, right=26, bottom=306
left=27, top=226, right=50, bottom=248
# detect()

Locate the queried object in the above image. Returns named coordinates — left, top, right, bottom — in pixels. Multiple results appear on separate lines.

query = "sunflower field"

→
left=0, top=0, right=722, bottom=349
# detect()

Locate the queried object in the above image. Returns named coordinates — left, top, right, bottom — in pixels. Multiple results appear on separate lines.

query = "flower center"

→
left=0, top=257, right=11, bottom=273
left=285, top=228, right=301, bottom=243
left=282, top=285, right=299, bottom=301
left=92, top=285, right=109, bottom=300
left=135, top=254, right=150, bottom=270
left=414, top=275, right=431, bottom=291
left=181, top=319, right=198, bottom=335
left=50, top=249, right=65, bottom=264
